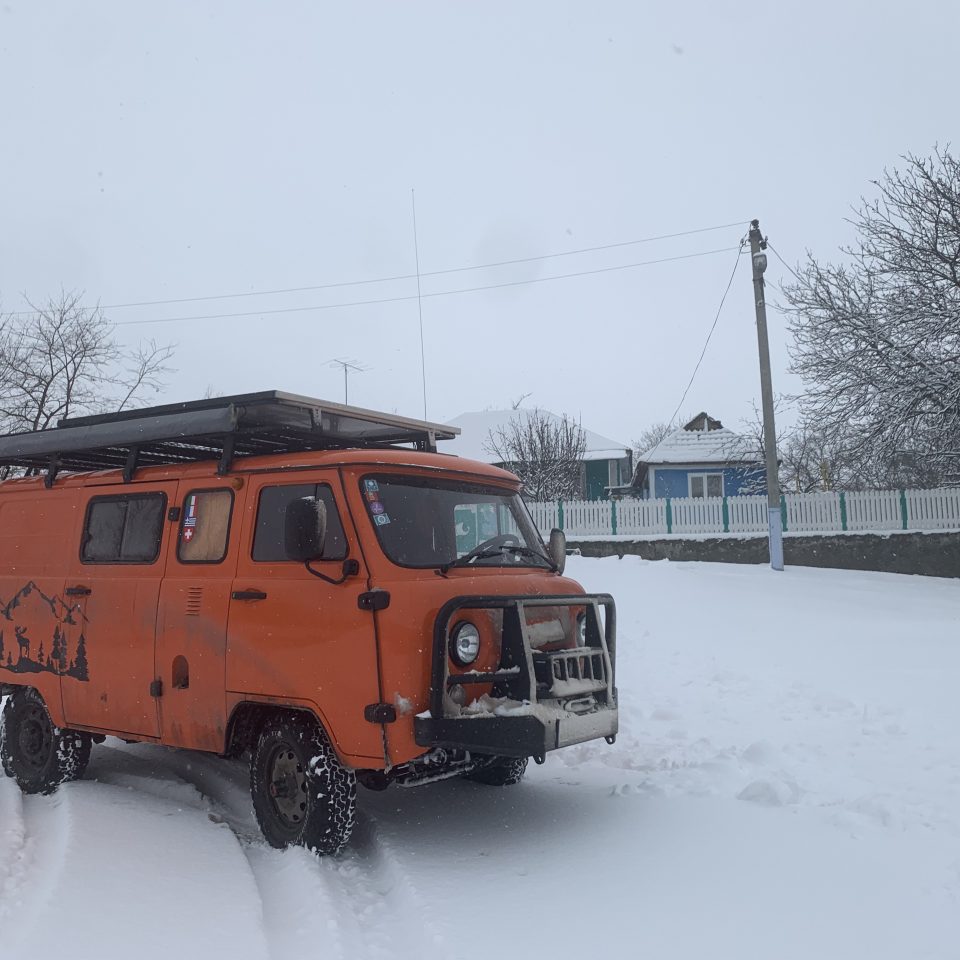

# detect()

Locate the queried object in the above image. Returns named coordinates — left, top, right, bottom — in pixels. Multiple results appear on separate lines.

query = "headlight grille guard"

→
left=428, top=593, right=617, bottom=720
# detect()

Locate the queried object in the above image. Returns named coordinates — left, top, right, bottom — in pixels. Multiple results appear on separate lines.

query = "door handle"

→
left=231, top=589, right=267, bottom=601
left=65, top=585, right=92, bottom=597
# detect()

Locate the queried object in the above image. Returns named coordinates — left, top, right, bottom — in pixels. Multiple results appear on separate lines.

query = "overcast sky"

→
left=1, top=1, right=956, bottom=446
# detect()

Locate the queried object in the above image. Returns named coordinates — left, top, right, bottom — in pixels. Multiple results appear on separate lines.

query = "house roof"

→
left=445, top=409, right=630, bottom=464
left=637, top=425, right=761, bottom=466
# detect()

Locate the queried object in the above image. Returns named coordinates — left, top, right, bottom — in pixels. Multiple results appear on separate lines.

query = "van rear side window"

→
left=252, top=484, right=347, bottom=561
left=178, top=489, right=234, bottom=563
left=81, top=494, right=166, bottom=564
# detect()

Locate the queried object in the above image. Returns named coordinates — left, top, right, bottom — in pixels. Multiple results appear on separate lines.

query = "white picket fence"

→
left=528, top=488, right=960, bottom=537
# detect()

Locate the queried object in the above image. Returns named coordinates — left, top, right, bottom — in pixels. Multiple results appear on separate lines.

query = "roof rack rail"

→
left=0, top=391, right=459, bottom=486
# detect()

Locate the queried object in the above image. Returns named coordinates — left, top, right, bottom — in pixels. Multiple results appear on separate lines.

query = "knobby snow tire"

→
left=465, top=755, right=529, bottom=786
left=0, top=688, right=92, bottom=795
left=250, top=712, right=357, bottom=856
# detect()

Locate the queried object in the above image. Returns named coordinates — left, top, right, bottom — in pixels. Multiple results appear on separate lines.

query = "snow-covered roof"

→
left=638, top=426, right=761, bottom=465
left=445, top=409, right=630, bottom=464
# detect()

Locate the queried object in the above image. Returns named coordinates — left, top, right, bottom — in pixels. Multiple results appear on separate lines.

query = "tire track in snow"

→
left=0, top=777, right=28, bottom=913
left=95, top=742, right=457, bottom=960
left=0, top=786, right=72, bottom=959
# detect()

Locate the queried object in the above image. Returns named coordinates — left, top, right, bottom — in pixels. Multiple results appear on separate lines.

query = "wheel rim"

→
left=266, top=742, right=308, bottom=828
left=17, top=704, right=54, bottom=772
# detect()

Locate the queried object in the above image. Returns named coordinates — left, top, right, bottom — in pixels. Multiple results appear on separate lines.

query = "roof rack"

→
left=0, top=391, right=459, bottom=486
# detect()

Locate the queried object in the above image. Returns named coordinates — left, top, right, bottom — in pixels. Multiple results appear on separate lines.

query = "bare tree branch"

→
left=485, top=410, right=587, bottom=501
left=0, top=290, right=175, bottom=441
left=781, top=146, right=960, bottom=486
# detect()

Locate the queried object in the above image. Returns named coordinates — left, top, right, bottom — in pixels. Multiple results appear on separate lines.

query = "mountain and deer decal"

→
left=0, top=581, right=90, bottom=681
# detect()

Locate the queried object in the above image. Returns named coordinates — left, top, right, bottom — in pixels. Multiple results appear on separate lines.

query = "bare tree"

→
left=486, top=409, right=587, bottom=501
left=782, top=147, right=960, bottom=486
left=632, top=420, right=672, bottom=463
left=0, top=291, right=173, bottom=436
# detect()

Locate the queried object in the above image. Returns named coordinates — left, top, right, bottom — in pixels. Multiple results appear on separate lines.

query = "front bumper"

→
left=414, top=593, right=618, bottom=760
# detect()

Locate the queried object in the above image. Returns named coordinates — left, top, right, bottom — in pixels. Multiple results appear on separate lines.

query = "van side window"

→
left=252, top=483, right=347, bottom=562
left=82, top=493, right=166, bottom=564
left=178, top=489, right=234, bottom=563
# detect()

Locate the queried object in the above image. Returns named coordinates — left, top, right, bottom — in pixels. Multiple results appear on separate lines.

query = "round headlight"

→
left=576, top=613, right=587, bottom=647
left=450, top=621, right=481, bottom=667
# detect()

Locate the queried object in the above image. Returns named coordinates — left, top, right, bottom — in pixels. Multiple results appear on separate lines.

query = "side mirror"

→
left=285, top=497, right=327, bottom=562
left=547, top=528, right=566, bottom=574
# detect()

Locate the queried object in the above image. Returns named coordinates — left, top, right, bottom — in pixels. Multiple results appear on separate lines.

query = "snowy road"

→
left=2, top=556, right=959, bottom=960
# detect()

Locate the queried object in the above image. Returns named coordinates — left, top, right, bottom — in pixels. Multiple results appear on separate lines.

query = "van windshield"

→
left=359, top=474, right=551, bottom=570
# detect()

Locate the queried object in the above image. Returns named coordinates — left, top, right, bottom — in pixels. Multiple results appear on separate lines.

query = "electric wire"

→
left=4, top=220, right=746, bottom=317
left=112, top=245, right=741, bottom=327
left=767, top=241, right=803, bottom=283
left=666, top=239, right=747, bottom=428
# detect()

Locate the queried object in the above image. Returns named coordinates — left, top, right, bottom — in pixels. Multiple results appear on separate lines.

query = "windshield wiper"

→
left=440, top=543, right=553, bottom=574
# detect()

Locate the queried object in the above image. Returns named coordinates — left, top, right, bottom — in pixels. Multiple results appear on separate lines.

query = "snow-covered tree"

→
left=486, top=409, right=587, bottom=501
left=782, top=148, right=960, bottom=486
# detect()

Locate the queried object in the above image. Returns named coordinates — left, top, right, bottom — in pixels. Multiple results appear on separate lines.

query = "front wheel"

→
left=0, top=688, right=92, bottom=794
left=465, top=755, right=528, bottom=786
left=250, top=713, right=356, bottom=855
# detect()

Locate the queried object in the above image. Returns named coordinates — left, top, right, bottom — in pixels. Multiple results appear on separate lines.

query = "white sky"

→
left=1, top=1, right=956, bottom=446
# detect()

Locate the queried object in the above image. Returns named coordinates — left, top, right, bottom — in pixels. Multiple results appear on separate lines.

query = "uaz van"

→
left=0, top=392, right=617, bottom=853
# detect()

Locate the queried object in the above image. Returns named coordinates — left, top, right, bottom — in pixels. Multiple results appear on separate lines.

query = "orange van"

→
left=0, top=392, right=617, bottom=853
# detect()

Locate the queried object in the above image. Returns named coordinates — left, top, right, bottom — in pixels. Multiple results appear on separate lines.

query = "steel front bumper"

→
left=414, top=593, right=618, bottom=760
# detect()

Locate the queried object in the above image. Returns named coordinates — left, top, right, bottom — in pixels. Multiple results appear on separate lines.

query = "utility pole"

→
left=749, top=219, right=784, bottom=571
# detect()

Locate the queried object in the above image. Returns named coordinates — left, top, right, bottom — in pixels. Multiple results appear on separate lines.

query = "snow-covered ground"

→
left=2, top=556, right=958, bottom=959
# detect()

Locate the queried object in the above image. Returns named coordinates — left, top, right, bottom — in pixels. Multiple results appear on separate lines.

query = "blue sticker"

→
left=364, top=479, right=379, bottom=492
left=370, top=501, right=385, bottom=515
left=374, top=513, right=391, bottom=526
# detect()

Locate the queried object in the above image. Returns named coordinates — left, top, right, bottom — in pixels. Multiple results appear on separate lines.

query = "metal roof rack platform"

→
left=0, top=391, right=459, bottom=485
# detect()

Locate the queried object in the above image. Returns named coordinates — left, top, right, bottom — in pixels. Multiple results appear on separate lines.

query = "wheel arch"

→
left=224, top=700, right=348, bottom=764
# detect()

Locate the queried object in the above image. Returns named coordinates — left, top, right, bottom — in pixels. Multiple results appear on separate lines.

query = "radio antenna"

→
left=411, top=188, right=427, bottom=419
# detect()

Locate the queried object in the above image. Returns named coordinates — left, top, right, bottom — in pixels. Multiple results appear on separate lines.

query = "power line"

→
left=5, top=219, right=746, bottom=317
left=113, top=244, right=741, bottom=327
left=666, top=239, right=746, bottom=428
left=767, top=241, right=803, bottom=283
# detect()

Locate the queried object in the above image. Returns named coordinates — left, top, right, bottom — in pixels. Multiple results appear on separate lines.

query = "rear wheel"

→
left=250, top=713, right=356, bottom=855
left=0, top=688, right=92, bottom=794
left=465, top=755, right=528, bottom=786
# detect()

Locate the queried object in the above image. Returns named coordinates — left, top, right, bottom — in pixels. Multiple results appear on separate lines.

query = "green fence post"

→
left=665, top=498, right=673, bottom=534
left=722, top=497, right=729, bottom=533
left=611, top=499, right=618, bottom=536
left=839, top=491, right=847, bottom=531
left=900, top=489, right=908, bottom=530
left=780, top=496, right=788, bottom=533
left=558, top=500, right=564, bottom=532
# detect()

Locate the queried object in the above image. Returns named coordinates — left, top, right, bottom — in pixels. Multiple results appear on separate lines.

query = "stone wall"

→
left=570, top=531, right=960, bottom=579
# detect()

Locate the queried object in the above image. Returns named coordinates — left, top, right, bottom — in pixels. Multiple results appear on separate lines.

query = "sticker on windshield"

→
left=365, top=490, right=379, bottom=502
left=370, top=501, right=385, bottom=515
left=374, top=513, right=391, bottom=526
left=364, top=479, right=379, bottom=493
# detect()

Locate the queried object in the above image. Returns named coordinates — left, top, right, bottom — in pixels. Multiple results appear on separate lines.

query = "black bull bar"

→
left=413, top=594, right=618, bottom=759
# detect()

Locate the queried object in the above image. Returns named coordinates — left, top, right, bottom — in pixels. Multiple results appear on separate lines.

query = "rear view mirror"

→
left=548, top=528, right=566, bottom=574
left=285, top=497, right=327, bottom=562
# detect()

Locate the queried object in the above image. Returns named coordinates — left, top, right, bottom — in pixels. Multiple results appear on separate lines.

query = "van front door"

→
left=63, top=483, right=176, bottom=738
left=155, top=482, right=240, bottom=751
left=226, top=473, right=384, bottom=767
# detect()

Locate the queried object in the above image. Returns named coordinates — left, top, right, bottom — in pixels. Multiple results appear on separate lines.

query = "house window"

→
left=688, top=473, right=723, bottom=498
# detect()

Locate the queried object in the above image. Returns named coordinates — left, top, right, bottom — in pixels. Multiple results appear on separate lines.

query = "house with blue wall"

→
left=631, top=413, right=765, bottom=499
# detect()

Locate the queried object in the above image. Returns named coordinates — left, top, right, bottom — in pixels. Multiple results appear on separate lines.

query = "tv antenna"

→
left=328, top=358, right=367, bottom=405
